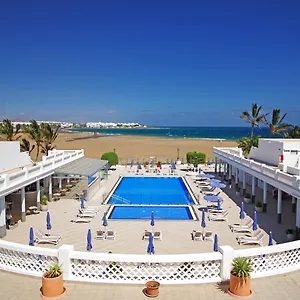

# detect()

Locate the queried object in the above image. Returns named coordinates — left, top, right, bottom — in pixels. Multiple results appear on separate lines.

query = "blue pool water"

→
left=108, top=177, right=193, bottom=205
left=88, top=176, right=96, bottom=185
left=108, top=206, right=193, bottom=220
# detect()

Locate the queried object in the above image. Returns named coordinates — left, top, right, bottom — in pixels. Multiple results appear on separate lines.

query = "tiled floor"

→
left=1, top=269, right=300, bottom=300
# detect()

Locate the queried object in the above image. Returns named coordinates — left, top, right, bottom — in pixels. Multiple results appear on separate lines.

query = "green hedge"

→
left=101, top=152, right=118, bottom=166
left=186, top=151, right=206, bottom=165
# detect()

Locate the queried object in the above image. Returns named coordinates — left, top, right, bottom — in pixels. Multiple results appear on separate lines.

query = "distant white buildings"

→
left=86, top=122, right=144, bottom=128
left=10, top=121, right=73, bottom=129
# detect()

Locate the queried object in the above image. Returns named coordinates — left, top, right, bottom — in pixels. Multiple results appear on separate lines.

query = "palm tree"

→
left=237, top=136, right=260, bottom=157
left=40, top=123, right=60, bottom=156
left=20, top=138, right=35, bottom=154
left=24, top=120, right=42, bottom=161
left=0, top=119, right=21, bottom=141
left=240, top=104, right=268, bottom=138
left=266, top=109, right=291, bottom=136
left=283, top=125, right=300, bottom=138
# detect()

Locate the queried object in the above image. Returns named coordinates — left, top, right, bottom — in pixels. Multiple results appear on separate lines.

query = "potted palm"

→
left=40, top=195, right=48, bottom=211
left=228, top=257, right=253, bottom=297
left=285, top=229, right=295, bottom=242
left=255, top=200, right=263, bottom=213
left=244, top=193, right=252, bottom=204
left=41, top=264, right=66, bottom=298
left=235, top=186, right=241, bottom=196
left=145, top=280, right=160, bottom=297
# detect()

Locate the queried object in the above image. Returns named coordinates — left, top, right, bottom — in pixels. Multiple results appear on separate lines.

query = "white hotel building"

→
left=213, top=138, right=300, bottom=236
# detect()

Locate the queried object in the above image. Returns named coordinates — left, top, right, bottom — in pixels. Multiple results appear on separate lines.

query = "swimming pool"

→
left=107, top=205, right=195, bottom=220
left=107, top=177, right=195, bottom=205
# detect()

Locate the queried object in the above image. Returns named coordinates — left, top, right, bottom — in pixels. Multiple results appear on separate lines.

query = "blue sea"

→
left=69, top=126, right=270, bottom=140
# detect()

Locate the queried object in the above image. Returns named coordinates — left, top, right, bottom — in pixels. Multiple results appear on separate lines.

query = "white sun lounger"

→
left=192, top=231, right=203, bottom=241
left=236, top=230, right=262, bottom=241
left=229, top=219, right=253, bottom=231
left=208, top=208, right=227, bottom=214
left=208, top=211, right=228, bottom=221
left=143, top=230, right=162, bottom=240
left=38, top=229, right=61, bottom=240
left=34, top=231, right=61, bottom=245
left=238, top=232, right=265, bottom=246
left=106, top=230, right=116, bottom=240
left=77, top=212, right=96, bottom=218
left=78, top=209, right=98, bottom=215
left=95, top=230, right=106, bottom=240
left=71, top=218, right=91, bottom=223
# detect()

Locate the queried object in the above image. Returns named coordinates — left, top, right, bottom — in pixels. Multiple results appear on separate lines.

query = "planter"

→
left=244, top=198, right=251, bottom=204
left=228, top=273, right=252, bottom=297
left=255, top=206, right=263, bottom=213
left=41, top=273, right=65, bottom=298
left=236, top=191, right=240, bottom=196
left=145, top=280, right=160, bottom=297
left=286, top=233, right=295, bottom=242
left=40, top=205, right=48, bottom=212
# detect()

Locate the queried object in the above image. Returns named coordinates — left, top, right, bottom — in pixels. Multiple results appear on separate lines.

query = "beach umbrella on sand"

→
left=87, top=229, right=92, bottom=251
left=150, top=211, right=155, bottom=232
left=210, top=181, right=226, bottom=189
left=147, top=232, right=155, bottom=255
left=29, top=227, right=34, bottom=246
left=80, top=194, right=85, bottom=209
left=103, top=212, right=108, bottom=230
left=201, top=210, right=206, bottom=234
left=46, top=211, right=52, bottom=231
left=268, top=231, right=273, bottom=246
left=213, top=234, right=219, bottom=252
left=239, top=202, right=245, bottom=224
left=252, top=211, right=258, bottom=231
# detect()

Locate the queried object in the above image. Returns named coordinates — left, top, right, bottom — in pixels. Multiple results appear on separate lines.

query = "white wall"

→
left=0, top=142, right=32, bottom=173
left=281, top=140, right=300, bottom=167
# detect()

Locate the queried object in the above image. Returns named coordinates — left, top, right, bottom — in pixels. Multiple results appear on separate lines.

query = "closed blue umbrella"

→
left=29, top=227, right=34, bottom=246
left=201, top=210, right=206, bottom=233
left=210, top=181, right=226, bottom=189
left=147, top=232, right=155, bottom=255
left=80, top=194, right=85, bottom=209
left=172, top=162, right=176, bottom=170
left=217, top=198, right=222, bottom=210
left=151, top=159, right=155, bottom=168
left=268, top=231, right=273, bottom=246
left=213, top=234, right=219, bottom=252
left=46, top=211, right=52, bottom=231
left=103, top=212, right=108, bottom=229
left=87, top=229, right=92, bottom=251
left=138, top=163, right=142, bottom=170
left=252, top=211, right=258, bottom=231
left=150, top=211, right=155, bottom=229
left=239, top=202, right=245, bottom=223
left=130, top=159, right=134, bottom=167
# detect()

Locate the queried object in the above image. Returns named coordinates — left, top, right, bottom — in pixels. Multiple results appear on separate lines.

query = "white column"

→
left=228, top=164, right=232, bottom=187
left=218, top=160, right=222, bottom=176
left=251, top=175, right=255, bottom=203
left=67, top=176, right=70, bottom=184
left=58, top=177, right=62, bottom=189
left=263, top=181, right=267, bottom=212
left=0, top=196, right=6, bottom=237
left=296, top=199, right=300, bottom=239
left=36, top=180, right=41, bottom=210
left=235, top=168, right=239, bottom=189
left=214, top=157, right=218, bottom=173
left=48, top=176, right=53, bottom=201
left=58, top=245, right=74, bottom=280
left=242, top=170, right=246, bottom=196
left=21, top=187, right=26, bottom=222
left=277, top=189, right=282, bottom=224
left=292, top=196, right=296, bottom=213
left=223, top=162, right=226, bottom=180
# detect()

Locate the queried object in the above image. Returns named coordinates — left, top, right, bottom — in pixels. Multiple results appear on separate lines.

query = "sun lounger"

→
left=229, top=219, right=252, bottom=231
left=38, top=229, right=61, bottom=240
left=77, top=212, right=96, bottom=218
left=208, top=211, right=228, bottom=221
left=192, top=231, right=203, bottom=241
left=202, top=231, right=213, bottom=241
left=143, top=230, right=162, bottom=240
left=95, top=230, right=106, bottom=240
left=106, top=230, right=116, bottom=240
left=236, top=230, right=262, bottom=241
left=34, top=231, right=61, bottom=245
left=71, top=218, right=91, bottom=223
left=79, top=208, right=99, bottom=215
left=208, top=208, right=227, bottom=214
left=238, top=232, right=265, bottom=246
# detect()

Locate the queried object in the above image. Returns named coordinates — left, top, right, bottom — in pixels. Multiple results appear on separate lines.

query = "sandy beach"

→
left=53, top=132, right=237, bottom=162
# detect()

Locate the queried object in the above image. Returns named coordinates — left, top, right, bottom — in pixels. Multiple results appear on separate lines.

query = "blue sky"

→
left=0, top=1, right=299, bottom=126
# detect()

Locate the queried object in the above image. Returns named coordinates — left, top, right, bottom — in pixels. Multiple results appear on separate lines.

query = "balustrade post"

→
left=219, top=245, right=235, bottom=281
left=58, top=245, right=74, bottom=280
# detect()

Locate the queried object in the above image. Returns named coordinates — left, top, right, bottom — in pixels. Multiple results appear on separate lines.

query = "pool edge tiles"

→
left=106, top=205, right=198, bottom=221
left=105, top=176, right=197, bottom=205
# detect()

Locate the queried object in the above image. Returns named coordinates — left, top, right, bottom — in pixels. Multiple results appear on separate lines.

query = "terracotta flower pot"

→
left=145, top=280, right=160, bottom=297
left=42, top=273, right=64, bottom=298
left=228, top=273, right=252, bottom=297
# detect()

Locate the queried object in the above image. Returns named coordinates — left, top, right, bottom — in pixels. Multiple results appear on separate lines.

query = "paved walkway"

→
left=1, top=269, right=300, bottom=300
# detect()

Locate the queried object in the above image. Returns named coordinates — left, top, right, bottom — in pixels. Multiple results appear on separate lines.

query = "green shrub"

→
left=255, top=200, right=262, bottom=207
left=244, top=193, right=251, bottom=199
left=40, top=195, right=48, bottom=205
left=231, top=257, right=252, bottom=278
left=186, top=152, right=206, bottom=165
left=101, top=152, right=118, bottom=166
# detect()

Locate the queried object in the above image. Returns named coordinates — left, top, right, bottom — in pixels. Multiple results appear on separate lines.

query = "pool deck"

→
left=2, top=165, right=295, bottom=253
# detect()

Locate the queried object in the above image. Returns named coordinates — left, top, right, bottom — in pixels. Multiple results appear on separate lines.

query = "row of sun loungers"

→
left=192, top=231, right=213, bottom=241
left=143, top=230, right=162, bottom=240
left=95, top=230, right=116, bottom=240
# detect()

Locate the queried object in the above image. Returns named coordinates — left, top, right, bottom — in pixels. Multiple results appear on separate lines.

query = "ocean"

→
left=69, top=126, right=271, bottom=140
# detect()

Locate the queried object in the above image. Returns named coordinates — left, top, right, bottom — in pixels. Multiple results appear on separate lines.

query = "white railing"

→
left=1, top=240, right=300, bottom=284
left=213, top=147, right=300, bottom=198
left=287, top=166, right=300, bottom=176
left=0, top=149, right=84, bottom=197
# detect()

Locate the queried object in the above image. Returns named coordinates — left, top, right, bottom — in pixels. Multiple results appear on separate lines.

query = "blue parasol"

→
left=46, top=211, right=52, bottom=231
left=151, top=159, right=155, bottom=168
left=147, top=232, right=155, bottom=255
left=239, top=202, right=245, bottom=221
left=217, top=198, right=222, bottom=210
left=209, top=179, right=221, bottom=183
left=150, top=211, right=155, bottom=229
left=201, top=210, right=206, bottom=232
left=252, top=211, right=258, bottom=231
left=80, top=194, right=85, bottom=209
left=213, top=234, right=219, bottom=252
left=29, top=227, right=34, bottom=246
left=130, top=159, right=134, bottom=167
left=268, top=231, right=273, bottom=246
left=138, top=163, right=142, bottom=170
left=87, top=229, right=92, bottom=251
left=198, top=173, right=215, bottom=179
left=210, top=181, right=226, bottom=189
left=203, top=195, right=223, bottom=203
left=103, top=212, right=108, bottom=228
